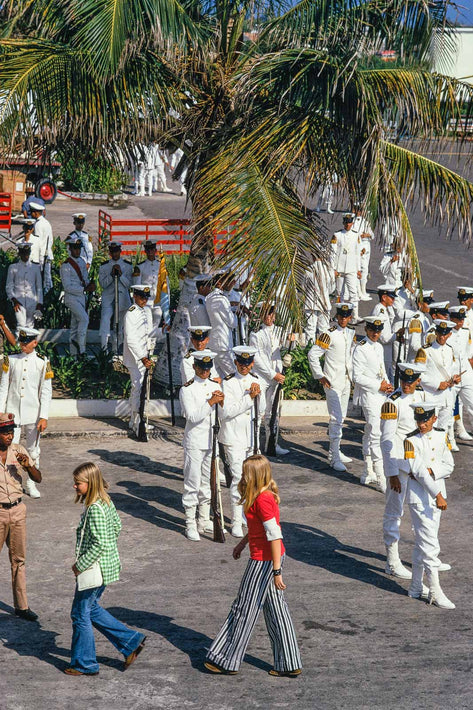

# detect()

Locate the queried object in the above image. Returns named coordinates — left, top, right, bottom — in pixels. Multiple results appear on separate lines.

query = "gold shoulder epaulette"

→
left=45, top=361, right=54, bottom=379
left=409, top=318, right=422, bottom=334
left=329, top=325, right=337, bottom=332
left=36, top=352, right=45, bottom=360
left=2, top=354, right=9, bottom=373
left=415, top=348, right=427, bottom=364
left=315, top=333, right=331, bottom=350
left=331, top=235, right=337, bottom=244
left=381, top=401, right=398, bottom=420
left=224, top=373, right=235, bottom=380
left=415, top=384, right=424, bottom=391
left=128, top=305, right=136, bottom=312
left=404, top=438, right=415, bottom=459
left=183, top=378, right=194, bottom=387
left=425, top=332, right=435, bottom=346
left=390, top=390, right=401, bottom=400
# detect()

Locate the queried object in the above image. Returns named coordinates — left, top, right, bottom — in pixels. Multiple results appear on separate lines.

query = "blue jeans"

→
left=70, top=585, right=145, bottom=674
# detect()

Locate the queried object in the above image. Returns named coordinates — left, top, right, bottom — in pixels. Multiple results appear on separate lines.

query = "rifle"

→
left=166, top=330, right=175, bottom=426
left=266, top=335, right=295, bottom=457
left=113, top=271, right=119, bottom=354
left=137, top=353, right=151, bottom=442
left=253, top=393, right=259, bottom=455
left=210, top=404, right=226, bottom=543
left=393, top=312, right=406, bottom=389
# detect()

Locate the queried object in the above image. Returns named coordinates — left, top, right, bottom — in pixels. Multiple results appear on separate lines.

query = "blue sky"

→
left=448, top=2, right=473, bottom=25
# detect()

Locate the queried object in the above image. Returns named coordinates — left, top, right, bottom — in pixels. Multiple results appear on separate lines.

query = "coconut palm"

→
left=0, top=0, right=472, bottom=373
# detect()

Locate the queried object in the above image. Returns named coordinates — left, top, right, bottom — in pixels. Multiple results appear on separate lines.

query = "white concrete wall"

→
left=435, top=27, right=473, bottom=84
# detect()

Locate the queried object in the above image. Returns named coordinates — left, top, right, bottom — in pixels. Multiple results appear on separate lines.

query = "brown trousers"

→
left=0, top=502, right=28, bottom=610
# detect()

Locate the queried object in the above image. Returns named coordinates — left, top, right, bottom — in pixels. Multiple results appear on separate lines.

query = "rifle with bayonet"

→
left=210, top=404, right=226, bottom=543
left=394, top=312, right=406, bottom=389
left=266, top=335, right=295, bottom=457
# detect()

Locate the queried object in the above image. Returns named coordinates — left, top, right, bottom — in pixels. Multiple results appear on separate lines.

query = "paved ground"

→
left=1, top=415, right=473, bottom=710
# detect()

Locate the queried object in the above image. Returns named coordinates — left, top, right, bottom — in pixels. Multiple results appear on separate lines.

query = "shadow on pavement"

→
left=283, top=522, right=407, bottom=595
left=88, top=448, right=182, bottom=481
left=106, top=607, right=271, bottom=673
left=113, top=485, right=184, bottom=534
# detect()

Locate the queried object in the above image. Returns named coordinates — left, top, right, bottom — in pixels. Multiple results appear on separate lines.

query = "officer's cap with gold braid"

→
left=429, top=301, right=449, bottom=315
left=416, top=288, right=434, bottom=304
left=343, top=213, right=355, bottom=223
left=364, top=315, right=387, bottom=332
left=65, top=235, right=82, bottom=248
left=409, top=401, right=437, bottom=422
left=192, top=349, right=217, bottom=370
left=434, top=318, right=455, bottom=334
left=457, top=286, right=473, bottom=302
left=131, top=284, right=151, bottom=299
left=377, top=283, right=397, bottom=298
left=449, top=306, right=467, bottom=321
left=187, top=325, right=211, bottom=342
left=232, top=345, right=257, bottom=365
left=398, top=362, right=425, bottom=383
left=18, top=327, right=39, bottom=344
left=336, top=301, right=353, bottom=316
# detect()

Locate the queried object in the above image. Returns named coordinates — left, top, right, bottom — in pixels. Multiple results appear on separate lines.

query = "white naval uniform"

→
left=33, top=215, right=54, bottom=293
left=379, top=250, right=405, bottom=288
left=123, top=303, right=153, bottom=430
left=179, top=376, right=222, bottom=508
left=393, top=286, right=415, bottom=319
left=400, top=428, right=453, bottom=574
left=98, top=258, right=133, bottom=350
left=60, top=255, right=90, bottom=355
left=249, top=324, right=283, bottom=429
left=0, top=351, right=52, bottom=465
left=189, top=293, right=211, bottom=327
left=371, top=302, right=396, bottom=380
left=394, top=310, right=430, bottom=363
left=352, top=216, right=373, bottom=299
left=68, top=229, right=93, bottom=267
left=308, top=324, right=355, bottom=455
left=331, top=228, right=361, bottom=309
left=380, top=388, right=425, bottom=546
left=302, top=260, right=332, bottom=344
left=449, top=326, right=473, bottom=422
left=219, top=371, right=260, bottom=510
left=6, top=260, right=43, bottom=330
left=133, top=258, right=163, bottom=344
left=206, top=288, right=237, bottom=376
left=180, top=350, right=220, bottom=384
left=352, top=338, right=388, bottom=467
left=415, top=342, right=458, bottom=430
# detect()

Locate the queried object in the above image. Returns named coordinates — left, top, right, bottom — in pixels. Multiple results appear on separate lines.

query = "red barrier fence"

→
left=0, top=193, right=12, bottom=234
left=98, top=210, right=232, bottom=256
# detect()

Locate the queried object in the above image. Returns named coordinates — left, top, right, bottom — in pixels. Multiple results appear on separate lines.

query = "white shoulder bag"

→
left=76, top=504, right=104, bottom=592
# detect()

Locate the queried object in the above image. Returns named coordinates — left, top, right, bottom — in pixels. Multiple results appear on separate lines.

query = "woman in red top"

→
left=205, top=454, right=302, bottom=676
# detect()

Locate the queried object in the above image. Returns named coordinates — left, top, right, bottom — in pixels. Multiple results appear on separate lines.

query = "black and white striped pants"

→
left=206, top=557, right=302, bottom=672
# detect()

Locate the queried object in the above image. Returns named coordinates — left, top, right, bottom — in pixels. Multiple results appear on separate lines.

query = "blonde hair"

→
left=238, top=454, right=280, bottom=513
left=73, top=462, right=111, bottom=507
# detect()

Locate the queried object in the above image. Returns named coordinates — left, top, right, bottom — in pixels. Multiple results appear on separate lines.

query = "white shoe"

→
left=197, top=519, right=213, bottom=534
left=327, top=207, right=334, bottom=214
left=360, top=295, right=372, bottom=301
left=231, top=523, right=244, bottom=538
left=450, top=440, right=460, bottom=452
left=408, top=584, right=429, bottom=599
left=275, top=445, right=289, bottom=456
left=185, top=525, right=201, bottom=541
left=339, top=451, right=352, bottom=463
left=23, top=479, right=41, bottom=499
left=428, top=589, right=455, bottom=609
left=360, top=473, right=377, bottom=486
left=457, top=428, right=473, bottom=441
left=385, top=561, right=412, bottom=579
left=376, top=478, right=387, bottom=494
left=162, top=187, right=173, bottom=193
left=331, top=459, right=347, bottom=472
left=438, top=562, right=452, bottom=572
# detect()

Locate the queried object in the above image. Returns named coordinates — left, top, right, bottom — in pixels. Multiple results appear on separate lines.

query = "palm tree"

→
left=1, top=0, right=472, bottom=380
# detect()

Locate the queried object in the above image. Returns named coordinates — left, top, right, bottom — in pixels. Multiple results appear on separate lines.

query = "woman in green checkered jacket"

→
left=64, top=462, right=146, bottom=676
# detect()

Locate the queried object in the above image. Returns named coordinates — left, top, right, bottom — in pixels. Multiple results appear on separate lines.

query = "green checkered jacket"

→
left=75, top=499, right=122, bottom=586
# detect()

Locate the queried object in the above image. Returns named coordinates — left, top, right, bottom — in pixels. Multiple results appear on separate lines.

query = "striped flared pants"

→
left=206, top=557, right=302, bottom=672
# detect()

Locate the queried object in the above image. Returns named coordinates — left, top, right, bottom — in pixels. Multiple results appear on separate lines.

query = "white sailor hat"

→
left=409, top=401, right=437, bottom=421
left=449, top=306, right=467, bottom=319
left=377, top=283, right=398, bottom=296
left=398, top=362, right=425, bottom=382
left=18, top=327, right=40, bottom=343
left=21, top=218, right=36, bottom=228
left=131, top=284, right=151, bottom=298
left=194, top=273, right=214, bottom=283
left=415, top=289, right=434, bottom=302
left=343, top=212, right=355, bottom=222
left=16, top=239, right=31, bottom=250
left=192, top=349, right=217, bottom=369
left=65, top=234, right=83, bottom=247
left=336, top=301, right=354, bottom=315
left=187, top=326, right=211, bottom=341
left=29, top=202, right=45, bottom=211
left=457, top=286, right=473, bottom=299
left=429, top=301, right=450, bottom=312
left=108, top=240, right=122, bottom=249
left=232, top=345, right=257, bottom=364
left=364, top=315, right=387, bottom=331
left=72, top=213, right=87, bottom=220
left=434, top=319, right=455, bottom=333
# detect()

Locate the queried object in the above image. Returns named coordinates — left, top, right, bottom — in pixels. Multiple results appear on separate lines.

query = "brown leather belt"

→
left=0, top=498, right=22, bottom=509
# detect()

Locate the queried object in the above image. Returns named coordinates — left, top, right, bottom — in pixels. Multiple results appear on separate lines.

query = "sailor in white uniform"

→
left=98, top=240, right=133, bottom=352
left=206, top=271, right=237, bottom=376
left=189, top=274, right=212, bottom=327
left=30, top=202, right=53, bottom=293
left=60, top=235, right=95, bottom=356
left=331, top=213, right=362, bottom=323
left=132, top=240, right=163, bottom=348
left=6, top=241, right=43, bottom=332
left=68, top=213, right=93, bottom=268
left=351, top=205, right=374, bottom=302
left=180, top=326, right=220, bottom=383
left=371, top=284, right=405, bottom=381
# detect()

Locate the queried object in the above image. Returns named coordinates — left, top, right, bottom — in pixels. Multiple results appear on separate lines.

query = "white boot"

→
left=326, top=202, right=334, bottom=215
left=339, top=451, right=352, bottom=463
left=328, top=441, right=347, bottom=472
left=184, top=506, right=200, bottom=541
left=231, top=504, right=244, bottom=538
left=23, top=478, right=41, bottom=499
left=426, top=567, right=455, bottom=609
left=197, top=503, right=213, bottom=535
left=373, top=459, right=386, bottom=493
left=448, top=423, right=459, bottom=452
left=385, top=542, right=412, bottom=579
left=455, top=418, right=473, bottom=441
left=408, top=564, right=429, bottom=599
left=438, top=560, right=452, bottom=572
left=360, top=455, right=377, bottom=485
left=351, top=304, right=361, bottom=325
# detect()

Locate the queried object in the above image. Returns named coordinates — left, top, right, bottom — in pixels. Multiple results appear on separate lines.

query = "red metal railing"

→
left=0, top=193, right=12, bottom=234
left=98, top=210, right=234, bottom=256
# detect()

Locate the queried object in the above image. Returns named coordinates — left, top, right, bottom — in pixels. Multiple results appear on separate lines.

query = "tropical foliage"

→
left=0, top=0, right=472, bottom=332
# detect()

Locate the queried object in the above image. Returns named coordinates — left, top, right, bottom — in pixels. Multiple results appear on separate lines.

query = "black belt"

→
left=0, top=498, right=22, bottom=509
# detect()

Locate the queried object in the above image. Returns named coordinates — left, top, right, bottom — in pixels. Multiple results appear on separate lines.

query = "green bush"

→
left=282, top=344, right=325, bottom=400
left=59, top=153, right=125, bottom=194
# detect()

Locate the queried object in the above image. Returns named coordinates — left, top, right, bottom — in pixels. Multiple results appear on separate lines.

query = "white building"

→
left=435, top=26, right=473, bottom=85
